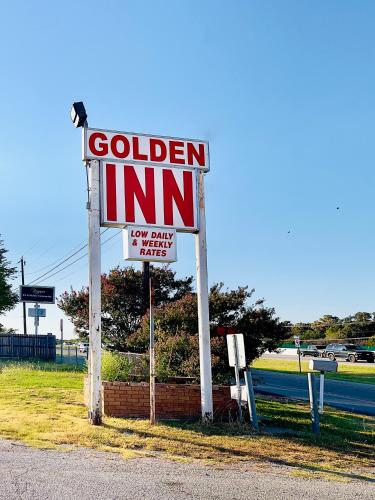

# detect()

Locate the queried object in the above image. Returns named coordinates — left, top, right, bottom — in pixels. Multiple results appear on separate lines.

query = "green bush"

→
left=368, top=336, right=375, bottom=347
left=101, top=350, right=134, bottom=382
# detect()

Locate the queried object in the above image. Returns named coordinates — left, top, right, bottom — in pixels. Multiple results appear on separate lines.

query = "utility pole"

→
left=20, top=257, right=27, bottom=335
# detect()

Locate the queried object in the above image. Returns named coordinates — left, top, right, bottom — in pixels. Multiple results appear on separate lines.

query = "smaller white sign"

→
left=230, top=385, right=247, bottom=402
left=294, top=335, right=301, bottom=347
left=227, top=334, right=246, bottom=368
left=123, top=226, right=177, bottom=263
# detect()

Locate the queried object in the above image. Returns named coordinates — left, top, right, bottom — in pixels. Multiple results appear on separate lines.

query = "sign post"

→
left=87, top=159, right=102, bottom=425
left=60, top=319, right=64, bottom=361
left=195, top=171, right=213, bottom=422
left=294, top=335, right=302, bottom=373
left=244, top=370, right=259, bottom=431
left=149, top=277, right=156, bottom=424
left=307, top=372, right=320, bottom=436
left=34, top=303, right=39, bottom=335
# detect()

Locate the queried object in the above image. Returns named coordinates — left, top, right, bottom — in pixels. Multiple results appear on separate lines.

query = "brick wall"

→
left=100, top=381, right=236, bottom=419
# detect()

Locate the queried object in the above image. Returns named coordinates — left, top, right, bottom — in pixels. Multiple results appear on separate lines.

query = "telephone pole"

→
left=20, top=257, right=27, bottom=335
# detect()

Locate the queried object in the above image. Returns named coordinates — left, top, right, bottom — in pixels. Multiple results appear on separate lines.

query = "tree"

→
left=129, top=284, right=290, bottom=382
left=0, top=238, right=18, bottom=331
left=58, top=266, right=193, bottom=350
left=311, top=315, right=339, bottom=337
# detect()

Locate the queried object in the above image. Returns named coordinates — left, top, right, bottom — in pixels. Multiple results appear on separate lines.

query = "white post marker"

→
left=195, top=170, right=213, bottom=423
left=319, top=372, right=325, bottom=414
left=88, top=159, right=102, bottom=425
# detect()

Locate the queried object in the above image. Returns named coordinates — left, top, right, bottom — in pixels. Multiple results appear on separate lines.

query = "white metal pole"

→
left=319, top=371, right=325, bottom=415
left=307, top=373, right=320, bottom=435
left=34, top=303, right=39, bottom=336
left=88, top=159, right=102, bottom=425
left=195, top=170, right=213, bottom=423
left=244, top=369, right=258, bottom=431
left=60, top=319, right=63, bottom=361
left=233, top=335, right=243, bottom=422
left=149, top=276, right=156, bottom=424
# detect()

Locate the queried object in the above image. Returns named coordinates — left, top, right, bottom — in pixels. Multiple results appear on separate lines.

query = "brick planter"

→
left=97, top=381, right=236, bottom=420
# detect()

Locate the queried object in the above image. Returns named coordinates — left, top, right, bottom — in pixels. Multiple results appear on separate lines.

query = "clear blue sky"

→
left=1, top=0, right=375, bottom=338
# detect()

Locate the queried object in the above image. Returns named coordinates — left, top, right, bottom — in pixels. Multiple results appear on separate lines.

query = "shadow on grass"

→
left=102, top=419, right=375, bottom=483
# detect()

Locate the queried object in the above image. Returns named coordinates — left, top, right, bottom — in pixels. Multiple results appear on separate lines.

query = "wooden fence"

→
left=0, top=334, right=56, bottom=360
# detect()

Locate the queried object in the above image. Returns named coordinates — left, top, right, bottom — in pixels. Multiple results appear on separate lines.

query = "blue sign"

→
left=28, top=308, right=46, bottom=318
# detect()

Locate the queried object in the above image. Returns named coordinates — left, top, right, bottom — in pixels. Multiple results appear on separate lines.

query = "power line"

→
left=27, top=239, right=88, bottom=275
left=27, top=228, right=110, bottom=277
left=26, top=229, right=110, bottom=285
left=29, top=230, right=121, bottom=285
left=27, top=243, right=89, bottom=285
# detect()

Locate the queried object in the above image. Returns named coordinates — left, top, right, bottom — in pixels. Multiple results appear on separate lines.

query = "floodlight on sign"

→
left=70, top=101, right=87, bottom=128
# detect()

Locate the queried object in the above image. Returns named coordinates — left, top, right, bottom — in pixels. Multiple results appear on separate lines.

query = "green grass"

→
left=0, top=361, right=374, bottom=481
left=252, top=358, right=375, bottom=384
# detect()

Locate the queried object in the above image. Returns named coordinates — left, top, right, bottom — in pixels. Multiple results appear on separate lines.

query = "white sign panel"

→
left=226, top=334, right=246, bottom=368
left=123, top=226, right=177, bottom=263
left=83, top=128, right=210, bottom=172
left=28, top=308, right=46, bottom=318
left=230, top=385, right=247, bottom=402
left=100, top=162, right=198, bottom=232
left=294, top=335, right=301, bottom=347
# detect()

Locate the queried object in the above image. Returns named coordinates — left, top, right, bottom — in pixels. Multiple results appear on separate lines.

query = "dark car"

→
left=300, top=345, right=321, bottom=357
left=323, top=344, right=375, bottom=363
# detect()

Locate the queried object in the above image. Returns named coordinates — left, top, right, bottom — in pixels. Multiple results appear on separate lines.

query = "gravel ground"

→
left=0, top=440, right=373, bottom=500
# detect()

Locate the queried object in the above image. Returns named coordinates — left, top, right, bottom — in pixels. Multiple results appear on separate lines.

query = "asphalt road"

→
left=253, top=369, right=375, bottom=415
left=0, top=440, right=373, bottom=499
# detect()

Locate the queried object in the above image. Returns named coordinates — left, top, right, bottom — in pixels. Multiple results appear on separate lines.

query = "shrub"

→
left=101, top=350, right=134, bottom=382
left=368, top=336, right=375, bottom=347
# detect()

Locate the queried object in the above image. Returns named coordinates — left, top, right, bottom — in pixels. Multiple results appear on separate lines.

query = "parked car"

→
left=300, top=345, right=321, bottom=357
left=323, top=344, right=375, bottom=363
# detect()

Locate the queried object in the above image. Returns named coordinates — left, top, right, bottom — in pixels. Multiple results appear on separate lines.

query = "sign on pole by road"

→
left=123, top=226, right=177, bottom=263
left=226, top=334, right=246, bottom=368
left=78, top=119, right=213, bottom=424
left=20, top=286, right=55, bottom=304
left=294, top=335, right=302, bottom=373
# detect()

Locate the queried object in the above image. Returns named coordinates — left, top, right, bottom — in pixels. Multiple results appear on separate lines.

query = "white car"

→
left=78, top=343, right=89, bottom=353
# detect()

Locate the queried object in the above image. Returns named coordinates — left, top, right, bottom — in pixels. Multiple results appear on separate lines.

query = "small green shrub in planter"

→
left=101, top=350, right=134, bottom=382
